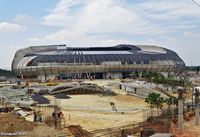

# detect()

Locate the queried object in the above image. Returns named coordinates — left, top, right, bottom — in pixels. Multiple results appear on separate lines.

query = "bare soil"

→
left=0, top=113, right=34, bottom=132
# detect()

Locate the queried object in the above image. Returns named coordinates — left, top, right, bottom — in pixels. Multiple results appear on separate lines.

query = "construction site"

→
left=0, top=70, right=200, bottom=137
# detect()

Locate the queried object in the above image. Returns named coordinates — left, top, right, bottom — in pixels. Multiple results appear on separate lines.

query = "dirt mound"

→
left=0, top=113, right=34, bottom=132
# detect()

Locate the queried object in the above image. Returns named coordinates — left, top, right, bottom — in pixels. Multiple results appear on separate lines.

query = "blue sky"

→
left=0, top=0, right=200, bottom=69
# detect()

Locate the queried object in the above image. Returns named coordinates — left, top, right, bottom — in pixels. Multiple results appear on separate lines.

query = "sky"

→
left=0, top=0, right=200, bottom=69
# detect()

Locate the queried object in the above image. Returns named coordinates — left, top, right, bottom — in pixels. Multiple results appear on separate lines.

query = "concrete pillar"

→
left=105, top=72, right=122, bottom=79
left=139, top=72, right=142, bottom=78
left=46, top=74, right=56, bottom=80
left=54, top=105, right=61, bottom=129
left=195, top=102, right=199, bottom=125
left=103, top=73, right=106, bottom=79
left=178, top=100, right=184, bottom=133
left=38, top=75, right=46, bottom=81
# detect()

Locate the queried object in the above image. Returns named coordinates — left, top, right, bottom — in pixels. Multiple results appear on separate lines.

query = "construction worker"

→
left=4, top=107, right=9, bottom=113
left=58, top=111, right=64, bottom=119
left=52, top=111, right=57, bottom=119
left=140, top=128, right=144, bottom=137
left=33, top=111, right=37, bottom=122
left=26, top=80, right=29, bottom=88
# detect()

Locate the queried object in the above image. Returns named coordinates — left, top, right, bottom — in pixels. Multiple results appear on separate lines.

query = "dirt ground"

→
left=0, top=113, right=34, bottom=132
left=0, top=113, right=63, bottom=137
left=183, top=117, right=200, bottom=136
left=187, top=124, right=200, bottom=136
left=28, top=79, right=148, bottom=132
left=28, top=125, right=63, bottom=137
left=40, top=94, right=147, bottom=131
left=31, top=79, right=149, bottom=131
left=63, top=109, right=147, bottom=131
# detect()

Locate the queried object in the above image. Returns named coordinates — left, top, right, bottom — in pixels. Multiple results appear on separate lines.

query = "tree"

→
left=165, top=96, right=178, bottom=107
left=180, top=77, right=192, bottom=91
left=196, top=66, right=200, bottom=75
left=145, top=93, right=165, bottom=116
left=165, top=96, right=178, bottom=116
left=0, top=69, right=14, bottom=77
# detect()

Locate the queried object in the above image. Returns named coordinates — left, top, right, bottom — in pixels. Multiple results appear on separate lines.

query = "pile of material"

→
left=0, top=113, right=34, bottom=132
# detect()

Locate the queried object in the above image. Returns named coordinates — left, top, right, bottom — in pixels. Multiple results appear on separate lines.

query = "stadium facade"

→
left=12, top=44, right=185, bottom=80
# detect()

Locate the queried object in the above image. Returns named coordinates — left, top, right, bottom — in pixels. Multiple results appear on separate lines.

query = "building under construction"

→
left=12, top=44, right=185, bottom=80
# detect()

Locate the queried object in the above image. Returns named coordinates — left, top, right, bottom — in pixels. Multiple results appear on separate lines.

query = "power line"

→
left=191, top=0, right=200, bottom=8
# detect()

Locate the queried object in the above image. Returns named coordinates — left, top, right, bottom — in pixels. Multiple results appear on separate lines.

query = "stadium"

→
left=12, top=44, right=185, bottom=80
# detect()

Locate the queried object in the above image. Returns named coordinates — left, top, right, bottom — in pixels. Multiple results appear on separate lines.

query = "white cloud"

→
left=137, top=0, right=200, bottom=20
left=28, top=30, right=135, bottom=47
left=42, top=0, right=82, bottom=27
left=33, top=0, right=165, bottom=45
left=13, top=14, right=36, bottom=25
left=27, top=0, right=200, bottom=65
left=0, top=22, right=26, bottom=33
left=73, top=0, right=136, bottom=33
left=183, top=31, right=200, bottom=37
left=99, top=39, right=132, bottom=46
left=39, top=0, right=200, bottom=40
left=41, top=0, right=164, bottom=35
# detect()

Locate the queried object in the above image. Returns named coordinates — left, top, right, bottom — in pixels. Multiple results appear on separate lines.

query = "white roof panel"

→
left=38, top=50, right=133, bottom=55
left=81, top=51, right=132, bottom=54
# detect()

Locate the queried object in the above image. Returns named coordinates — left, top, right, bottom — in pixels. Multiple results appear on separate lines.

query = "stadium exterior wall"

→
left=11, top=44, right=185, bottom=80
